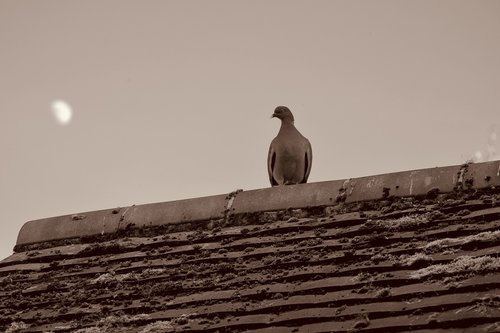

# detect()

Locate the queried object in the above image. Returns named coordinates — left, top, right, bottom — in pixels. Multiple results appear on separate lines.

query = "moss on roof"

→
left=1, top=162, right=500, bottom=332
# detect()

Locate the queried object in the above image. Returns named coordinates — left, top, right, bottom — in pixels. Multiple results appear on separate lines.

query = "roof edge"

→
left=15, top=160, right=500, bottom=248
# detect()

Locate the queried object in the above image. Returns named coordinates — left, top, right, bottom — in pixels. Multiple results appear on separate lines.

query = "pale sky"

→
left=1, top=0, right=499, bottom=260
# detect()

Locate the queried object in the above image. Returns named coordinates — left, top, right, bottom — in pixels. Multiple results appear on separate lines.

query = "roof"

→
left=1, top=161, right=500, bottom=332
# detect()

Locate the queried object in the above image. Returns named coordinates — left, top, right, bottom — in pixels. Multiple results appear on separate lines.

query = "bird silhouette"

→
left=268, top=106, right=312, bottom=186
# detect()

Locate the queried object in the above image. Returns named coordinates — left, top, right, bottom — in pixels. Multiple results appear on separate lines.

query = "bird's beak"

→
left=271, top=113, right=277, bottom=119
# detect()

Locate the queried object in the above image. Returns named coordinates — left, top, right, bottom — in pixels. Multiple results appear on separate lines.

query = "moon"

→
left=51, top=100, right=73, bottom=125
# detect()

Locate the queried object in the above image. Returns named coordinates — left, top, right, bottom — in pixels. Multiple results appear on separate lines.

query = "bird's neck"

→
left=279, top=119, right=296, bottom=133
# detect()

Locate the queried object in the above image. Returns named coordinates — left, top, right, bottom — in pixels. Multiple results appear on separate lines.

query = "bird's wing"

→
left=267, top=143, right=278, bottom=186
left=302, top=139, right=312, bottom=183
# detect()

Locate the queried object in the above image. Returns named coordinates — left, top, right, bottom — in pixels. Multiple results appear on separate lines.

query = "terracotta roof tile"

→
left=1, top=162, right=499, bottom=332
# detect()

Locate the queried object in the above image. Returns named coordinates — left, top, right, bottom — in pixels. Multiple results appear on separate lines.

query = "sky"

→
left=1, top=0, right=499, bottom=261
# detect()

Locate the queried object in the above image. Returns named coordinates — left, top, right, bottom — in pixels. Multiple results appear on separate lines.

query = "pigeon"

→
left=268, top=106, right=312, bottom=186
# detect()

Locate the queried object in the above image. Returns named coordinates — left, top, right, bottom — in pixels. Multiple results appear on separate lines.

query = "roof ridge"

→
left=14, top=161, right=500, bottom=250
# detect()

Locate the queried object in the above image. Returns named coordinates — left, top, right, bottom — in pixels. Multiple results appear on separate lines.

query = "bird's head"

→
left=271, top=106, right=294, bottom=122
